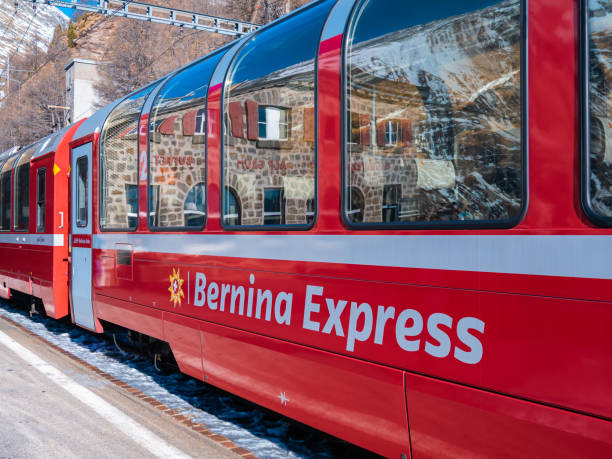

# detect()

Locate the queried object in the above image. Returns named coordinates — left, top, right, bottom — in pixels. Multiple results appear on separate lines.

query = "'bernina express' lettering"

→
left=303, top=285, right=485, bottom=364
left=193, top=273, right=485, bottom=365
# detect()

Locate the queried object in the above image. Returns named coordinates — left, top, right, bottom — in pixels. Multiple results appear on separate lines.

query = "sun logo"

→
left=168, top=268, right=185, bottom=308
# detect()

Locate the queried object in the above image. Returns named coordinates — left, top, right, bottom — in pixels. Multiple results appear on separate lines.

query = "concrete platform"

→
left=0, top=317, right=240, bottom=459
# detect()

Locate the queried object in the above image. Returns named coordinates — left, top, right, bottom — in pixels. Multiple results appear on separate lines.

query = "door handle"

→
left=59, top=211, right=64, bottom=229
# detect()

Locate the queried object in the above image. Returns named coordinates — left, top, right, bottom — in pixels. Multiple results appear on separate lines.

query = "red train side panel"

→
left=0, top=121, right=83, bottom=319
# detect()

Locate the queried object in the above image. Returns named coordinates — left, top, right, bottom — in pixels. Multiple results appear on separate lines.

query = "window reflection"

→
left=587, top=0, right=612, bottom=219
left=76, top=156, right=88, bottom=228
left=14, top=144, right=38, bottom=231
left=0, top=156, right=16, bottom=231
left=264, top=188, right=284, bottom=225
left=259, top=106, right=289, bottom=141
left=36, top=168, right=46, bottom=232
left=184, top=183, right=206, bottom=227
left=195, top=109, right=206, bottom=136
left=223, top=187, right=241, bottom=226
left=346, top=186, right=365, bottom=223
left=149, top=54, right=222, bottom=229
left=100, top=86, right=153, bottom=230
left=345, top=0, right=523, bottom=225
left=223, top=0, right=334, bottom=227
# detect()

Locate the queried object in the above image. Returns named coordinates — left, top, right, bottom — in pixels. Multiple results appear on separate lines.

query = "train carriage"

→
left=2, top=0, right=612, bottom=456
left=0, top=122, right=82, bottom=319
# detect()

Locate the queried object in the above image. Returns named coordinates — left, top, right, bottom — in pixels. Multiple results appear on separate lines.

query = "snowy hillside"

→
left=0, top=1, right=68, bottom=64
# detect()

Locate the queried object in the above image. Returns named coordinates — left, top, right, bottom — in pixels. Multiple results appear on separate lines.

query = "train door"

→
left=70, top=142, right=95, bottom=330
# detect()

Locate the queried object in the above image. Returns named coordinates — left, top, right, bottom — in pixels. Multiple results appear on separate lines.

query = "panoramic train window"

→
left=148, top=54, right=222, bottom=230
left=100, top=86, right=153, bottom=231
left=344, top=0, right=524, bottom=226
left=584, top=0, right=612, bottom=224
left=76, top=156, right=88, bottom=228
left=36, top=168, right=46, bottom=232
left=222, top=0, right=334, bottom=228
left=14, top=144, right=38, bottom=231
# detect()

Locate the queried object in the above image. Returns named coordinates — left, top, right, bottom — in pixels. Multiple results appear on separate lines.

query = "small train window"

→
left=344, top=0, right=524, bottom=228
left=76, top=156, right=88, bottom=228
left=36, top=168, right=46, bottom=232
left=221, top=0, right=334, bottom=229
left=148, top=54, right=222, bottom=231
left=14, top=144, right=38, bottom=231
left=100, top=86, right=153, bottom=231
left=0, top=157, right=15, bottom=231
left=583, top=0, right=612, bottom=225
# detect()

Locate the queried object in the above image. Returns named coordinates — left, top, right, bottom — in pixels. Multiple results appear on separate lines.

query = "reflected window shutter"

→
left=303, top=107, right=314, bottom=142
left=360, top=113, right=370, bottom=146
left=245, top=100, right=259, bottom=140
left=402, top=119, right=412, bottom=146
left=159, top=115, right=178, bottom=135
left=376, top=120, right=386, bottom=147
left=229, top=101, right=245, bottom=138
left=182, top=110, right=197, bottom=136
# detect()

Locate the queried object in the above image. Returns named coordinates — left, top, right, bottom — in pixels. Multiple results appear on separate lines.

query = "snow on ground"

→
left=0, top=298, right=374, bottom=459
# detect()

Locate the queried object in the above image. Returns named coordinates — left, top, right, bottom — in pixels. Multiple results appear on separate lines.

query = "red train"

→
left=1, top=0, right=611, bottom=456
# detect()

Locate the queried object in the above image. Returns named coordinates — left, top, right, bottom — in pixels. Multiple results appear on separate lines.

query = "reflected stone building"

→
left=345, top=0, right=522, bottom=224
left=224, top=61, right=316, bottom=226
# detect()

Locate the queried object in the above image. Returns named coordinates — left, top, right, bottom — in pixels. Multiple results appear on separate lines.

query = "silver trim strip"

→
left=93, top=234, right=612, bottom=280
left=0, top=233, right=64, bottom=247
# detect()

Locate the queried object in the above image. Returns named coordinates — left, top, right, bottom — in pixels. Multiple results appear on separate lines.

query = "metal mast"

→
left=20, top=0, right=260, bottom=36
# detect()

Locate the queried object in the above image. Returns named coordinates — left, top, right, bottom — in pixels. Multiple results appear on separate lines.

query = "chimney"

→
left=65, top=58, right=100, bottom=123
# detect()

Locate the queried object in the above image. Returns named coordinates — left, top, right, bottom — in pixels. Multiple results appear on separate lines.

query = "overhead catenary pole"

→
left=19, top=0, right=260, bottom=36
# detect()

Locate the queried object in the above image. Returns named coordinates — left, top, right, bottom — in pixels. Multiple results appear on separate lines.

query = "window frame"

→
left=219, top=0, right=330, bottom=232
left=98, top=84, right=156, bottom=233
left=195, top=108, right=206, bottom=136
left=263, top=187, right=285, bottom=225
left=258, top=106, right=290, bottom=141
left=36, top=167, right=46, bottom=233
left=146, top=52, right=225, bottom=233
left=385, top=120, right=399, bottom=147
left=340, top=0, right=528, bottom=230
left=580, top=0, right=612, bottom=227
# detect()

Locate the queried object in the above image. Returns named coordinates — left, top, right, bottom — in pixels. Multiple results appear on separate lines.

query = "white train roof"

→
left=32, top=124, right=76, bottom=159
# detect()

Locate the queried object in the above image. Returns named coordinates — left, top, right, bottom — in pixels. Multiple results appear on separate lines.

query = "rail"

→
left=21, top=0, right=260, bottom=36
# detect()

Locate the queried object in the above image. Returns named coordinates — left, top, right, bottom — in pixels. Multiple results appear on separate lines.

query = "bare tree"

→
left=0, top=0, right=315, bottom=150
left=0, top=25, right=70, bottom=150
left=94, top=20, right=159, bottom=104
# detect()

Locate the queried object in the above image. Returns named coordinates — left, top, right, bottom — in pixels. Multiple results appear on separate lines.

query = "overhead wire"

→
left=0, top=0, right=137, bottom=100
left=0, top=1, right=36, bottom=89
left=2, top=0, right=263, bottom=90
left=0, top=2, right=19, bottom=45
left=0, top=0, right=276, bottom=105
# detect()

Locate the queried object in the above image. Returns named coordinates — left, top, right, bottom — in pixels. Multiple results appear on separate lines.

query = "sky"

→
left=56, top=6, right=75, bottom=19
